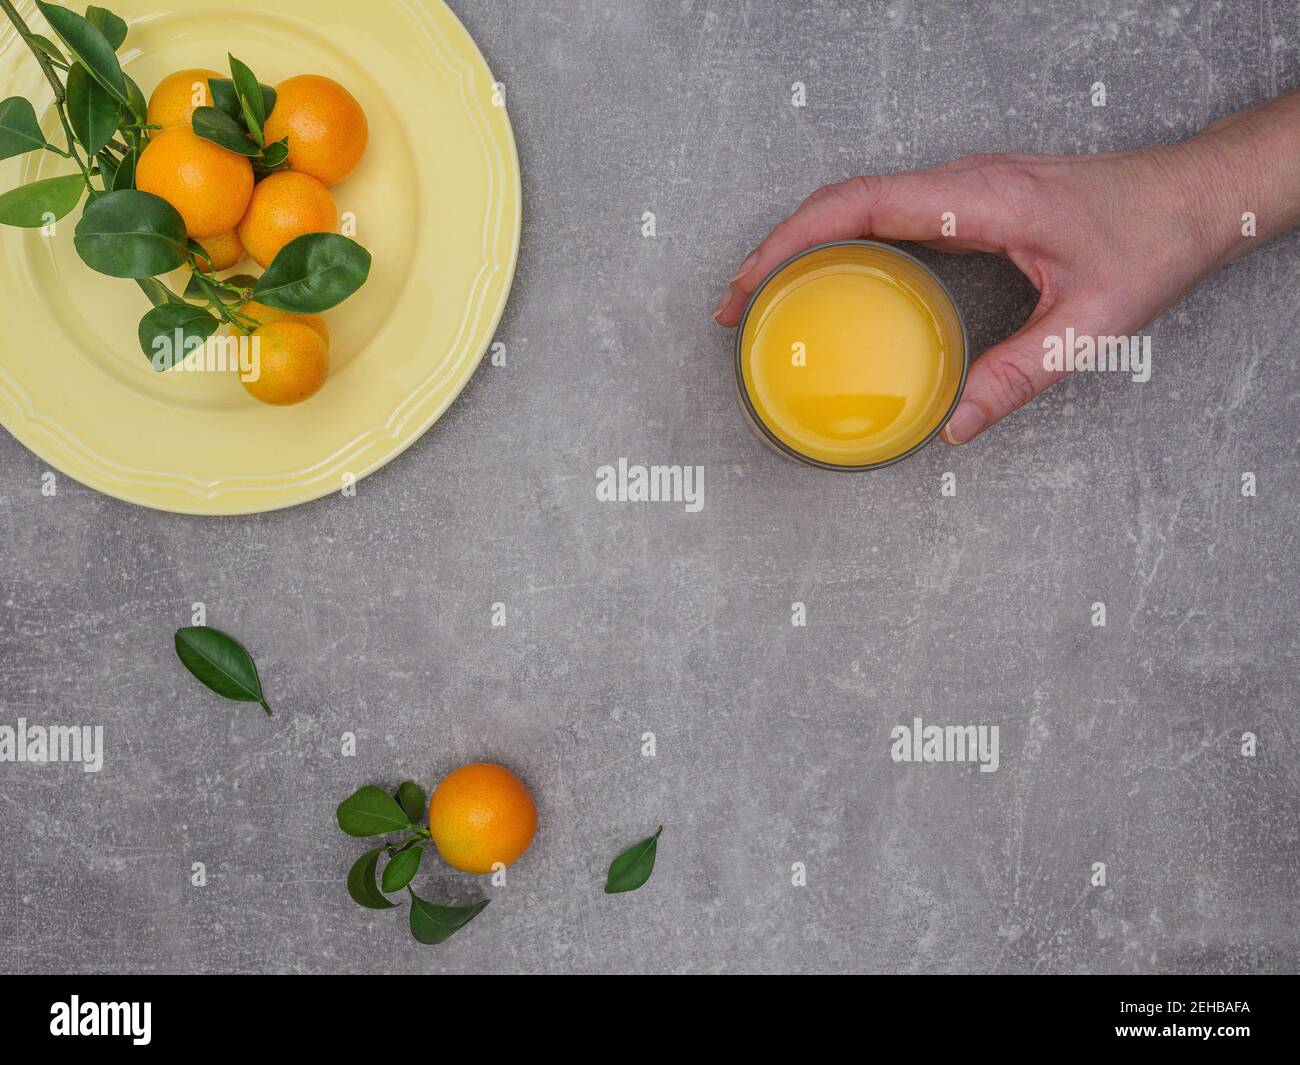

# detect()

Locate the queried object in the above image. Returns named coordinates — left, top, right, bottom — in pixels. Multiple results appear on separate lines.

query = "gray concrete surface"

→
left=2, top=0, right=1298, bottom=974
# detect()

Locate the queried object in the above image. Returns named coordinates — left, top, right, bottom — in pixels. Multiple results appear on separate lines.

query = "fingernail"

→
left=713, top=288, right=733, bottom=322
left=732, top=251, right=759, bottom=284
left=942, top=402, right=986, bottom=444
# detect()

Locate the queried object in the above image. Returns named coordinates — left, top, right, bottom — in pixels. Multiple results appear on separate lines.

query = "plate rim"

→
left=0, top=0, right=522, bottom=517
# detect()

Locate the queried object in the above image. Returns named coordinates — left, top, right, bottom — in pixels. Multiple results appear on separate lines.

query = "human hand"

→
left=714, top=91, right=1300, bottom=445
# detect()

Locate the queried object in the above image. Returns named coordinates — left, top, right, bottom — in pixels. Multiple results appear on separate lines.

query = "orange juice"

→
left=736, top=241, right=967, bottom=469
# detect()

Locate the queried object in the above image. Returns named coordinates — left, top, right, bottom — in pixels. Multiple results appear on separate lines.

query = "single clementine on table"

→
left=241, top=320, right=329, bottom=406
left=428, top=763, right=537, bottom=874
left=235, top=299, right=329, bottom=345
left=237, top=170, right=338, bottom=268
left=195, top=230, right=245, bottom=273
left=135, top=126, right=254, bottom=239
left=263, top=74, right=369, bottom=186
left=146, top=68, right=222, bottom=129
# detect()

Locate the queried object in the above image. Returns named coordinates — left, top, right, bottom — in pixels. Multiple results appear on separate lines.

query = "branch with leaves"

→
left=0, top=2, right=370, bottom=369
left=338, top=783, right=491, bottom=946
left=170, top=619, right=667, bottom=947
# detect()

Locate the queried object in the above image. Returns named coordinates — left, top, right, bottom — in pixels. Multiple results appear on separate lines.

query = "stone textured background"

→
left=2, top=0, right=1298, bottom=974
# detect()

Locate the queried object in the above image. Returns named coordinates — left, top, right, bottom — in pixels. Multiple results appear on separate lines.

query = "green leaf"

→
left=74, top=189, right=188, bottom=277
left=347, top=847, right=398, bottom=910
left=380, top=845, right=423, bottom=893
left=26, top=33, right=68, bottom=64
left=0, top=174, right=85, bottom=228
left=173, top=625, right=272, bottom=715
left=210, top=78, right=275, bottom=122
left=257, top=136, right=289, bottom=169
left=122, top=73, right=147, bottom=126
left=191, top=106, right=258, bottom=156
left=604, top=825, right=663, bottom=894
left=138, top=302, right=219, bottom=369
left=236, top=93, right=261, bottom=146
left=395, top=781, right=426, bottom=823
left=407, top=890, right=489, bottom=946
left=0, top=97, right=47, bottom=160
left=336, top=785, right=414, bottom=838
left=95, top=148, right=117, bottom=187
left=36, top=2, right=130, bottom=109
left=85, top=5, right=127, bottom=50
left=66, top=63, right=118, bottom=155
left=228, top=54, right=265, bottom=146
left=135, top=275, right=177, bottom=308
left=112, top=140, right=137, bottom=190
left=253, top=233, right=371, bottom=314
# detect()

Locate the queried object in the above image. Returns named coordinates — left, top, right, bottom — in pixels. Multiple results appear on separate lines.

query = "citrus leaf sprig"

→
left=336, top=782, right=491, bottom=946
left=0, top=3, right=371, bottom=372
left=190, top=54, right=286, bottom=172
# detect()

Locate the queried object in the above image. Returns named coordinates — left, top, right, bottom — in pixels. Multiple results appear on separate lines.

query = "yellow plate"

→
left=0, top=0, right=520, bottom=514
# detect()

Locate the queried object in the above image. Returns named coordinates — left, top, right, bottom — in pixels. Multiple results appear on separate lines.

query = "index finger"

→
left=713, top=170, right=1007, bottom=326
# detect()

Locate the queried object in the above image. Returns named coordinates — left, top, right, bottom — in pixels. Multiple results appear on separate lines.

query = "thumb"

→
left=941, top=303, right=1073, bottom=445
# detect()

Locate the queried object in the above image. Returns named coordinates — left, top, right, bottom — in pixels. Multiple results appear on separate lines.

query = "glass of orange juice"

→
left=735, top=240, right=968, bottom=470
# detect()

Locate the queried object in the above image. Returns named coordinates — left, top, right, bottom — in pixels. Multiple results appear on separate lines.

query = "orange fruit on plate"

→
left=195, top=229, right=245, bottom=273
left=135, top=126, right=254, bottom=239
left=235, top=299, right=329, bottom=345
left=237, top=170, right=338, bottom=268
left=428, top=763, right=538, bottom=874
left=146, top=68, right=222, bottom=129
left=263, top=74, right=368, bottom=186
left=241, top=320, right=329, bottom=406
